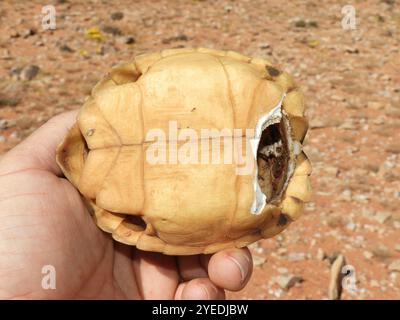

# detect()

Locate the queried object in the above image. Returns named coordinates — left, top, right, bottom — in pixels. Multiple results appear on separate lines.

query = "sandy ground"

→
left=0, top=0, right=399, bottom=299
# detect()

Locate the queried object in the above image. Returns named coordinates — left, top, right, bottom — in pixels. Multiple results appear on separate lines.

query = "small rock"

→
left=0, top=135, right=5, bottom=143
left=374, top=211, right=392, bottom=224
left=294, top=19, right=307, bottom=28
left=0, top=119, right=16, bottom=129
left=224, top=5, right=233, bottom=13
left=259, top=43, right=271, bottom=50
left=20, top=65, right=40, bottom=81
left=308, top=20, right=319, bottom=28
left=388, top=260, right=400, bottom=272
left=328, top=254, right=346, bottom=300
left=125, top=36, right=136, bottom=44
left=372, top=245, right=391, bottom=259
left=162, top=34, right=189, bottom=44
left=346, top=221, right=357, bottom=231
left=102, top=25, right=123, bottom=36
left=10, top=30, right=20, bottom=38
left=370, top=280, right=379, bottom=287
left=274, top=274, right=303, bottom=290
left=110, top=11, right=124, bottom=20
left=306, top=39, right=320, bottom=48
left=59, top=44, right=74, bottom=52
left=340, top=120, right=357, bottom=130
left=363, top=251, right=373, bottom=259
left=367, top=101, right=385, bottom=110
left=21, top=28, right=36, bottom=38
left=0, top=82, right=22, bottom=107
left=277, top=247, right=287, bottom=256
left=316, top=248, right=326, bottom=261
left=294, top=19, right=318, bottom=28
left=0, top=49, right=11, bottom=60
left=287, top=252, right=307, bottom=262
left=324, top=166, right=339, bottom=177
left=345, top=47, right=359, bottom=54
left=0, top=119, right=7, bottom=130
left=395, top=244, right=400, bottom=252
left=253, top=256, right=266, bottom=267
left=9, top=66, right=22, bottom=80
left=9, top=132, right=19, bottom=140
left=16, top=116, right=33, bottom=130
left=339, top=189, right=352, bottom=202
left=385, top=143, right=400, bottom=154
left=277, top=267, right=289, bottom=274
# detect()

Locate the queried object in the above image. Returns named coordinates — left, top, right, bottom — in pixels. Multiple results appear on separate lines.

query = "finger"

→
left=175, top=278, right=225, bottom=300
left=0, top=110, right=78, bottom=176
left=177, top=255, right=208, bottom=281
left=132, top=249, right=180, bottom=299
left=208, top=247, right=253, bottom=291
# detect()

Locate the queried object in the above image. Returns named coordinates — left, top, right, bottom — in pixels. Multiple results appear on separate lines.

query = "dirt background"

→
left=0, top=0, right=399, bottom=299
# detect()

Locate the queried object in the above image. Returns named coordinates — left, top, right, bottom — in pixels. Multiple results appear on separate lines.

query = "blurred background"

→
left=0, top=0, right=399, bottom=299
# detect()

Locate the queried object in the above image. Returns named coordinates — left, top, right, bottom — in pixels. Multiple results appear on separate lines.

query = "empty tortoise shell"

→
left=56, top=47, right=312, bottom=255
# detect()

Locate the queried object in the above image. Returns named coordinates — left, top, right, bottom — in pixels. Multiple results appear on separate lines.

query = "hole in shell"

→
left=256, top=116, right=289, bottom=204
left=125, top=215, right=147, bottom=231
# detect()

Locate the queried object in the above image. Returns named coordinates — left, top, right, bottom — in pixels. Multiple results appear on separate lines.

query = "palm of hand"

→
left=0, top=112, right=252, bottom=299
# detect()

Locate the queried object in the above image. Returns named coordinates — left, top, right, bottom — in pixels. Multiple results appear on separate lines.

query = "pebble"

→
left=162, top=34, right=189, bottom=44
left=287, top=252, right=307, bottom=262
left=363, top=251, right=373, bottom=259
left=253, top=256, right=267, bottom=267
left=345, top=47, right=360, bottom=54
left=372, top=245, right=391, bottom=258
left=102, top=25, right=123, bottom=36
left=395, top=244, right=400, bottom=252
left=9, top=132, right=19, bottom=139
left=346, top=222, right=357, bottom=231
left=59, top=44, right=74, bottom=52
left=339, top=189, right=352, bottom=202
left=124, top=36, right=136, bottom=44
left=277, top=247, right=287, bottom=256
left=316, top=248, right=326, bottom=261
left=328, top=254, right=346, bottom=300
left=294, top=19, right=306, bottom=28
left=370, top=280, right=379, bottom=287
left=367, top=101, right=385, bottom=110
left=110, top=12, right=124, bottom=20
left=0, top=119, right=8, bottom=130
left=21, top=28, right=36, bottom=38
left=0, top=119, right=16, bottom=129
left=224, top=5, right=233, bottom=13
left=274, top=274, right=303, bottom=290
left=277, top=267, right=289, bottom=274
left=388, top=260, right=400, bottom=272
left=0, top=135, right=5, bottom=142
left=374, top=211, right=392, bottom=224
left=20, top=65, right=40, bottom=81
left=259, top=42, right=271, bottom=49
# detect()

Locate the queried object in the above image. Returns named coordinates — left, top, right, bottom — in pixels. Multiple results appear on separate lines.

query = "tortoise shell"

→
left=56, top=47, right=312, bottom=255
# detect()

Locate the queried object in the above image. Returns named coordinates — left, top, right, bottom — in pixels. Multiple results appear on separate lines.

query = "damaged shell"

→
left=56, top=47, right=312, bottom=255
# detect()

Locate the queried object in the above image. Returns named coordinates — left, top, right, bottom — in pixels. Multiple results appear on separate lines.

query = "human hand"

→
left=0, top=111, right=253, bottom=299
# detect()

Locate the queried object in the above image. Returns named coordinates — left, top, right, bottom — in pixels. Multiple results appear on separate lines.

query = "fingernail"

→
left=228, top=252, right=250, bottom=283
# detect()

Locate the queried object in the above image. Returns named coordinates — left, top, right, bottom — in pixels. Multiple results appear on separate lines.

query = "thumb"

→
left=0, top=110, right=78, bottom=176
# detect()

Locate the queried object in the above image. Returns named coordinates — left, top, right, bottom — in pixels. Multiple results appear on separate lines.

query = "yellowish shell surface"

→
left=56, top=47, right=311, bottom=255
